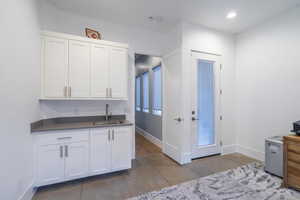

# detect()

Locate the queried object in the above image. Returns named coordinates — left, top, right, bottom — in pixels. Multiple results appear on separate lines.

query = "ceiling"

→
left=46, top=0, right=300, bottom=33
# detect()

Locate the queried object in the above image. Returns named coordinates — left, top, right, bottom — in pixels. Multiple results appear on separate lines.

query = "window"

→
left=142, top=72, right=149, bottom=112
left=152, top=66, right=162, bottom=115
left=135, top=76, right=141, bottom=111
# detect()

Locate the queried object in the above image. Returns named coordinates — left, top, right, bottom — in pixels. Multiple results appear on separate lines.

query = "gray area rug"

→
left=128, top=163, right=300, bottom=200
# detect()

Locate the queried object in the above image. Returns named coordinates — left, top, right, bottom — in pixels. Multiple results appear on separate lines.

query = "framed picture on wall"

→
left=85, top=28, right=101, bottom=40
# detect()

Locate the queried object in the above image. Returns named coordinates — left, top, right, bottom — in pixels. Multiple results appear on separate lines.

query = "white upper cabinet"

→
left=91, top=44, right=110, bottom=98
left=42, top=37, right=68, bottom=98
left=110, top=47, right=128, bottom=99
left=69, top=40, right=91, bottom=98
left=41, top=31, right=128, bottom=100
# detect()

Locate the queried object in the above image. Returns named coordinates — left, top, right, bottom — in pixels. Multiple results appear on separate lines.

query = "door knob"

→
left=192, top=117, right=199, bottom=121
left=174, top=117, right=183, bottom=122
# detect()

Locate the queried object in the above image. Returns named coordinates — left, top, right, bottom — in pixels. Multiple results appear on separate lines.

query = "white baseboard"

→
left=18, top=182, right=36, bottom=200
left=221, top=144, right=264, bottom=162
left=135, top=127, right=263, bottom=163
left=136, top=127, right=162, bottom=148
left=163, top=142, right=183, bottom=164
left=236, top=145, right=264, bottom=161
left=222, top=144, right=237, bottom=155
left=181, top=152, right=192, bottom=164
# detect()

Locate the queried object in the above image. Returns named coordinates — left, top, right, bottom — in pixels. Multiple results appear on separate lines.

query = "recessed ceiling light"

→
left=226, top=11, right=237, bottom=19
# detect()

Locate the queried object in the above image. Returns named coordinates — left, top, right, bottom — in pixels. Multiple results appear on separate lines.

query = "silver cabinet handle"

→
left=64, top=86, right=67, bottom=97
left=69, top=87, right=72, bottom=97
left=60, top=146, right=63, bottom=158
left=57, top=137, right=72, bottom=140
left=106, top=88, right=108, bottom=98
left=110, top=88, right=112, bottom=98
left=112, top=129, right=115, bottom=141
left=64, top=145, right=68, bottom=157
left=108, top=129, right=111, bottom=141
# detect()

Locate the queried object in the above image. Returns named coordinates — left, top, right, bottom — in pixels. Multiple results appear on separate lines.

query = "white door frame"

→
left=162, top=49, right=187, bottom=164
left=191, top=51, right=222, bottom=159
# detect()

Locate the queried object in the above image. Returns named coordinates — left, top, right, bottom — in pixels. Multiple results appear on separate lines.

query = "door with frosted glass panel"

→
left=191, top=52, right=221, bottom=159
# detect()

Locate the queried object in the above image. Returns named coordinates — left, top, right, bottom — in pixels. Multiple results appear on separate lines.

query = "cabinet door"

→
left=91, top=44, right=109, bottom=98
left=90, top=128, right=111, bottom=175
left=36, top=144, right=65, bottom=186
left=64, top=141, right=89, bottom=180
left=109, top=47, right=128, bottom=99
left=111, top=127, right=132, bottom=171
left=43, top=37, right=68, bottom=98
left=69, top=40, right=91, bottom=98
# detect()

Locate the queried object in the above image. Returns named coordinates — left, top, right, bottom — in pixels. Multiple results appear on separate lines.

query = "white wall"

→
left=37, top=1, right=173, bottom=123
left=0, top=0, right=41, bottom=199
left=38, top=1, right=170, bottom=56
left=236, top=6, right=300, bottom=160
left=180, top=22, right=237, bottom=156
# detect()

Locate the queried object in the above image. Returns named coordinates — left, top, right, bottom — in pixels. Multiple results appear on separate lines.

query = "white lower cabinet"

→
left=90, top=127, right=132, bottom=175
left=111, top=127, right=132, bottom=171
left=90, top=128, right=111, bottom=175
left=37, top=144, right=65, bottom=186
left=64, top=141, right=89, bottom=180
left=35, top=126, right=132, bottom=186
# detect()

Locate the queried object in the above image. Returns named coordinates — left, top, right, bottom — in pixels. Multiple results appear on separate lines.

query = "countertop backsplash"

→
left=39, top=100, right=131, bottom=119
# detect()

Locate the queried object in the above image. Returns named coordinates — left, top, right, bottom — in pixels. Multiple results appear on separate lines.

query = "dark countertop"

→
left=31, top=115, right=133, bottom=133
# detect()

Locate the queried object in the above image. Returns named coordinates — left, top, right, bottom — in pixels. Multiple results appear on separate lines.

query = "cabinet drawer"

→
left=287, top=143, right=300, bottom=154
left=287, top=161, right=300, bottom=178
left=288, top=160, right=300, bottom=172
left=36, top=129, right=89, bottom=145
left=287, top=151, right=300, bottom=164
left=288, top=174, right=300, bottom=189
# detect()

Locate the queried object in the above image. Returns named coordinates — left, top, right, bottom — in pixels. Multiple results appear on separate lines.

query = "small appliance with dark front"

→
left=291, top=121, right=300, bottom=136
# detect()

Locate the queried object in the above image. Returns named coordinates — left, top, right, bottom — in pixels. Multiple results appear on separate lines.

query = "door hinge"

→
left=220, top=89, right=223, bottom=95
left=220, top=115, right=223, bottom=120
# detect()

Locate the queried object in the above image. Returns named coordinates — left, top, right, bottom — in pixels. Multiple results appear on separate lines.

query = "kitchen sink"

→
left=93, top=120, right=125, bottom=126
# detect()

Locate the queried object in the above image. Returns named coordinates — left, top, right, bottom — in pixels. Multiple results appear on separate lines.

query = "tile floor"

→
left=33, top=133, right=259, bottom=200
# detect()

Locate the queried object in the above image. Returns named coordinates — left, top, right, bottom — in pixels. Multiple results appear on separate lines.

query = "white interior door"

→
left=109, top=47, right=128, bottom=99
left=91, top=44, right=109, bottom=98
left=43, top=37, right=68, bottom=98
left=191, top=52, right=221, bottom=159
left=162, top=50, right=185, bottom=164
left=69, top=40, right=91, bottom=98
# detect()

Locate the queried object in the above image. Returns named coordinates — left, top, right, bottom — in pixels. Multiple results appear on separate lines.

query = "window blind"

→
left=152, top=66, right=162, bottom=115
left=142, top=72, right=149, bottom=112
left=135, top=76, right=141, bottom=111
